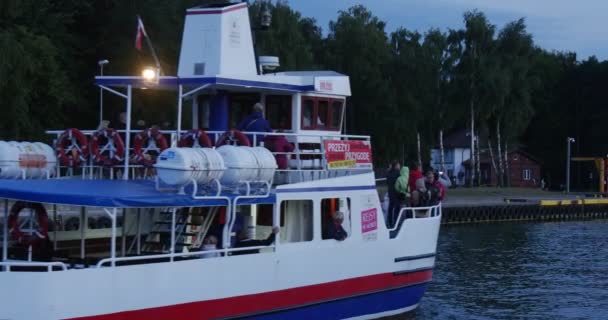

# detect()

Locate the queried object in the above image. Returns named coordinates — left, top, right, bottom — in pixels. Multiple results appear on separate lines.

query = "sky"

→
left=288, top=0, right=608, bottom=61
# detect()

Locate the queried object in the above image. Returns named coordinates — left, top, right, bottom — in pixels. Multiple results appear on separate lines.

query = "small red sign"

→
left=323, top=140, right=372, bottom=170
left=319, top=80, right=333, bottom=91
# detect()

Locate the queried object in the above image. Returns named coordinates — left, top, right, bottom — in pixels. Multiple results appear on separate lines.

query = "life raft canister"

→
left=215, top=129, right=251, bottom=147
left=56, top=128, right=89, bottom=168
left=178, top=129, right=212, bottom=148
left=90, top=128, right=125, bottom=166
left=8, top=201, right=49, bottom=247
left=132, top=127, right=169, bottom=167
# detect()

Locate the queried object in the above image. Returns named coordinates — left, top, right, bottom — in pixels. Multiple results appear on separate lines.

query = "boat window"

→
left=330, top=100, right=344, bottom=130
left=279, top=200, right=313, bottom=243
left=301, top=97, right=344, bottom=131
left=265, top=95, right=292, bottom=130
left=229, top=93, right=261, bottom=128
left=321, top=197, right=351, bottom=240
left=317, top=100, right=328, bottom=128
left=302, top=99, right=315, bottom=129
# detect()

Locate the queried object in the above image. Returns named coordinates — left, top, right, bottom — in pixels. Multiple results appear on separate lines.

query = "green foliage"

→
left=1, top=0, right=607, bottom=188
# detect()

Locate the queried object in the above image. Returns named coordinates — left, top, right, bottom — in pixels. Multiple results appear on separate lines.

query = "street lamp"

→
left=566, top=137, right=575, bottom=193
left=98, top=59, right=109, bottom=124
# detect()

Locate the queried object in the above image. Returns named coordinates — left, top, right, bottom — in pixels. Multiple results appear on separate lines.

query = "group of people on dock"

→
left=385, top=161, right=448, bottom=226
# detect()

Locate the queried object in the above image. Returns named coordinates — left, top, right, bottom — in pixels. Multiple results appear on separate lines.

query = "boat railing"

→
left=389, top=203, right=442, bottom=238
left=0, top=260, right=68, bottom=272
left=44, top=129, right=372, bottom=182
left=95, top=244, right=276, bottom=268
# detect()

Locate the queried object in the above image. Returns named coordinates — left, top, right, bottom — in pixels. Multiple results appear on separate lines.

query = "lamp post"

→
left=566, top=137, right=575, bottom=193
left=98, top=59, right=109, bottom=124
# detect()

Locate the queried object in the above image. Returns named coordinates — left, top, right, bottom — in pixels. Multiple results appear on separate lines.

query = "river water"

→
left=396, top=220, right=608, bottom=320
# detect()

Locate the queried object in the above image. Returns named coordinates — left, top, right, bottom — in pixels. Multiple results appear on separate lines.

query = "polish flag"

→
left=135, top=17, right=147, bottom=51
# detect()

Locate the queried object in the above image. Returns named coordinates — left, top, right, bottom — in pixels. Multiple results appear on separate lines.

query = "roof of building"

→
left=462, top=149, right=542, bottom=166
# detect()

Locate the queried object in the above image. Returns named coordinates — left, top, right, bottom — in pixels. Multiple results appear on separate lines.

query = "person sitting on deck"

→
left=236, top=102, right=272, bottom=145
left=322, top=211, right=348, bottom=241
left=200, top=235, right=220, bottom=259
left=232, top=226, right=279, bottom=255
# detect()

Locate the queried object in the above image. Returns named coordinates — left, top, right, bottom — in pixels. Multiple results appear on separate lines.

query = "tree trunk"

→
left=417, top=132, right=422, bottom=167
left=496, top=121, right=505, bottom=187
left=439, top=129, right=445, bottom=172
left=488, top=138, right=498, bottom=186
left=504, top=141, right=510, bottom=187
left=469, top=103, right=475, bottom=187
left=475, top=132, right=481, bottom=187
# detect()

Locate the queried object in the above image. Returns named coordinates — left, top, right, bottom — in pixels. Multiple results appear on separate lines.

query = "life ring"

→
left=215, top=129, right=251, bottom=147
left=132, top=128, right=169, bottom=167
left=178, top=129, right=212, bottom=148
left=56, top=128, right=89, bottom=167
left=8, top=202, right=49, bottom=247
left=90, top=128, right=125, bottom=166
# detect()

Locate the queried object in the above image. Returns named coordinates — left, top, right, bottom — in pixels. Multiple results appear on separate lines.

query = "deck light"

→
left=142, top=67, right=158, bottom=83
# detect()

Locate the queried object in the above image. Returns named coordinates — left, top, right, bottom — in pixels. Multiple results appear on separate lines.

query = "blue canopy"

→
left=0, top=179, right=275, bottom=208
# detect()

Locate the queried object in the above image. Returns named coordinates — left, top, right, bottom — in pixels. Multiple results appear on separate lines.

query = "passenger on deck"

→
left=386, top=161, right=401, bottom=226
left=408, top=162, right=424, bottom=194
left=200, top=235, right=220, bottom=259
left=236, top=102, right=272, bottom=145
left=232, top=226, right=279, bottom=255
left=322, top=211, right=348, bottom=241
left=394, top=166, right=411, bottom=219
left=265, top=134, right=294, bottom=169
left=412, top=169, right=445, bottom=207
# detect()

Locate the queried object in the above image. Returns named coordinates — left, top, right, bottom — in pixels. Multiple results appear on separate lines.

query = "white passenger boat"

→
left=0, top=2, right=441, bottom=319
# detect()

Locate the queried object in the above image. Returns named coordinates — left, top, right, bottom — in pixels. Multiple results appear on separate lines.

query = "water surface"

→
left=394, top=221, right=608, bottom=319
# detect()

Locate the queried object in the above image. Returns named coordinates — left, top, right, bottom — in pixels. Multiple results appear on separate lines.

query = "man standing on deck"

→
left=386, top=160, right=401, bottom=226
left=237, top=102, right=272, bottom=145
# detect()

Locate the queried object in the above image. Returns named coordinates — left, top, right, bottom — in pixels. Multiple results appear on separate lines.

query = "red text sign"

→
left=323, top=140, right=372, bottom=170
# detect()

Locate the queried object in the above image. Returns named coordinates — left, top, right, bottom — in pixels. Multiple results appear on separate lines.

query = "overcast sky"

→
left=288, top=0, right=608, bottom=61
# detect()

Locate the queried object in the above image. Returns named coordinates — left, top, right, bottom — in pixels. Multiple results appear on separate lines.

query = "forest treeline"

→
left=1, top=0, right=607, bottom=188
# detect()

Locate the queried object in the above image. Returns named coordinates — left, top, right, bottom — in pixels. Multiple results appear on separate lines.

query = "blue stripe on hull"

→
left=247, top=283, right=428, bottom=320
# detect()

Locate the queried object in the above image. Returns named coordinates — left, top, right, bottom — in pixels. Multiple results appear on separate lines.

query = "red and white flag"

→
left=135, top=16, right=148, bottom=51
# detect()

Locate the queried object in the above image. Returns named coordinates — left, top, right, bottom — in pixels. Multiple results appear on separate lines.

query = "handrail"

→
left=95, top=244, right=276, bottom=268
left=388, top=203, right=442, bottom=232
left=0, top=261, right=68, bottom=272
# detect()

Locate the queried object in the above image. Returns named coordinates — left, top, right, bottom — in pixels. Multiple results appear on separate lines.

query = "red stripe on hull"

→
left=69, top=269, right=432, bottom=320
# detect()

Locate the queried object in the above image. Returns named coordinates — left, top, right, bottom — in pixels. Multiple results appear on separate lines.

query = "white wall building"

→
left=430, top=130, right=472, bottom=186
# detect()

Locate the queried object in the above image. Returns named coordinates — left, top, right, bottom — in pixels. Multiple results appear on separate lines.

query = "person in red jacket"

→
left=265, top=134, right=294, bottom=169
left=408, top=162, right=424, bottom=193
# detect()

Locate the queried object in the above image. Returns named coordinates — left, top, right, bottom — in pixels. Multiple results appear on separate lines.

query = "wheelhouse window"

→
left=265, top=95, right=292, bottom=130
left=330, top=100, right=344, bottom=129
left=229, top=93, right=261, bottom=128
left=300, top=96, right=345, bottom=131
left=302, top=99, right=314, bottom=129
left=317, top=100, right=328, bottom=128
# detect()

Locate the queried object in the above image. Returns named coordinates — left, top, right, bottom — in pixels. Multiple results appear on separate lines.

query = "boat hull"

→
left=68, top=270, right=431, bottom=320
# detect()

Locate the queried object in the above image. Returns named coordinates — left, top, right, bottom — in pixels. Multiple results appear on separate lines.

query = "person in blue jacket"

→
left=236, top=102, right=272, bottom=145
